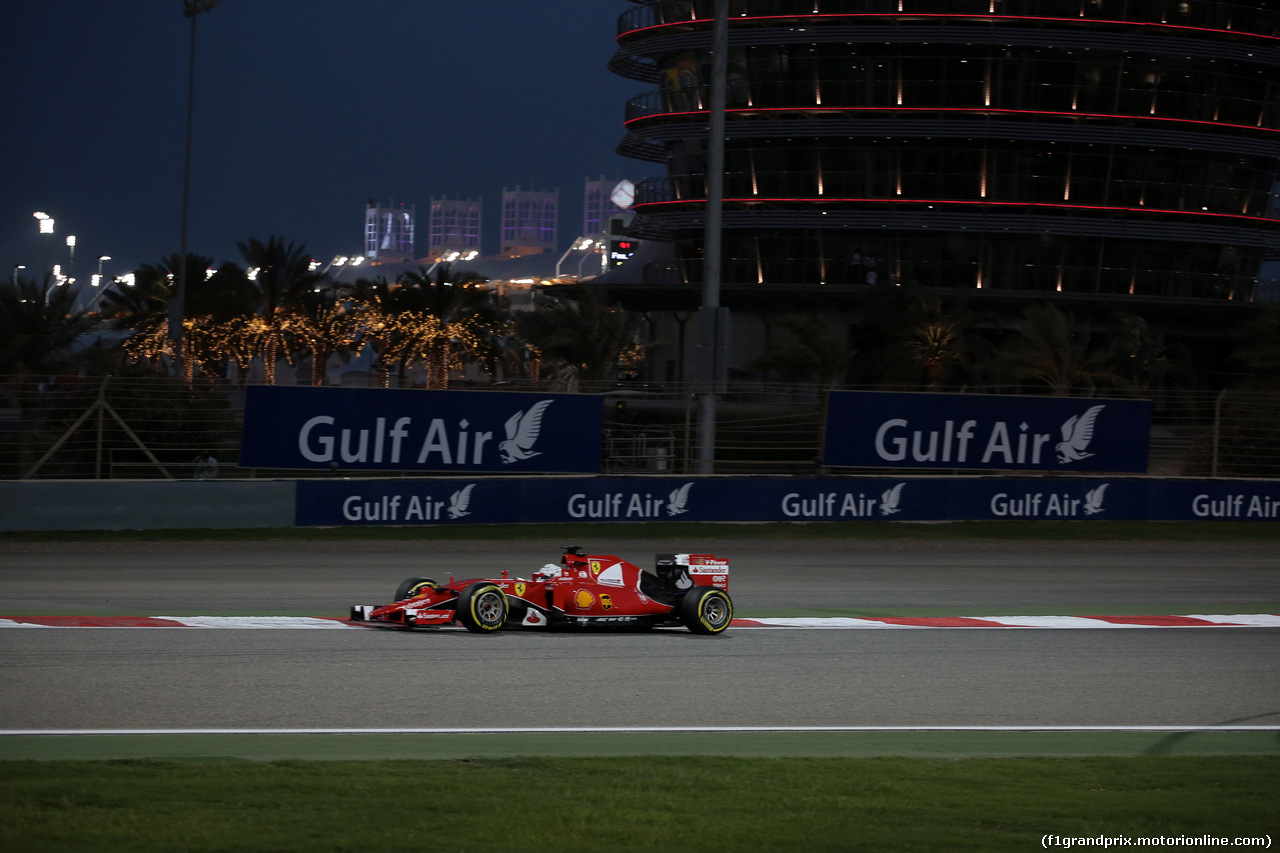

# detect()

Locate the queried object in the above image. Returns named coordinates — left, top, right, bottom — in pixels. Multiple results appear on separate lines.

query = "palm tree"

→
left=236, top=236, right=326, bottom=383
left=896, top=299, right=977, bottom=390
left=99, top=256, right=182, bottom=375
left=288, top=290, right=362, bottom=386
left=1231, top=302, right=1280, bottom=387
left=845, top=281, right=945, bottom=385
left=513, top=286, right=645, bottom=391
left=747, top=313, right=855, bottom=388
left=1105, top=313, right=1197, bottom=393
left=991, top=303, right=1119, bottom=396
left=379, top=263, right=496, bottom=388
left=0, top=276, right=99, bottom=383
left=102, top=253, right=261, bottom=378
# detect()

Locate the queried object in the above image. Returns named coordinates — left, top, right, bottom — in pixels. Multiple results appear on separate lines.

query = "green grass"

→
left=1, top=756, right=1275, bottom=852
left=3, top=520, right=1280, bottom=542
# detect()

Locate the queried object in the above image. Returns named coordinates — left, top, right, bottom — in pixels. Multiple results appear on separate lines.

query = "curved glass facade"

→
left=611, top=0, right=1280, bottom=303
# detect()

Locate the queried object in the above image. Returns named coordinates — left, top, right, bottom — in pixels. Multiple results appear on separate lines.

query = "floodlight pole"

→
left=695, top=0, right=729, bottom=474
left=171, top=0, right=218, bottom=375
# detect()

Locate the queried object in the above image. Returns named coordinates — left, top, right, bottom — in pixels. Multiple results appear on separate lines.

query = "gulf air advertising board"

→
left=823, top=391, right=1151, bottom=473
left=240, top=386, right=601, bottom=473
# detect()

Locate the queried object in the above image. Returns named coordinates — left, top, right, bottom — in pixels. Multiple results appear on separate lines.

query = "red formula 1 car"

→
left=350, top=547, right=733, bottom=635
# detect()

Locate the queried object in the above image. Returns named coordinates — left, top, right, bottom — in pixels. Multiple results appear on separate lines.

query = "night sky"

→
left=2, top=0, right=639, bottom=285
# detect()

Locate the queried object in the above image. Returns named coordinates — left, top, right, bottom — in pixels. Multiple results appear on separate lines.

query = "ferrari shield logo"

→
left=589, top=560, right=602, bottom=575
left=514, top=582, right=526, bottom=597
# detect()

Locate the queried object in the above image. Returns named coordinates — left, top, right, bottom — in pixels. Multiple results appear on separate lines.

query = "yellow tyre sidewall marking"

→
left=700, top=592, right=731, bottom=633
left=472, top=585, right=505, bottom=631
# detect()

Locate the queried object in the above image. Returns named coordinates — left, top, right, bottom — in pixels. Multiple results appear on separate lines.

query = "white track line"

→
left=2, top=725, right=1279, bottom=736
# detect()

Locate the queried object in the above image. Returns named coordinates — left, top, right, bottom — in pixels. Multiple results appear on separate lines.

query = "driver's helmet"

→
left=536, top=563, right=562, bottom=579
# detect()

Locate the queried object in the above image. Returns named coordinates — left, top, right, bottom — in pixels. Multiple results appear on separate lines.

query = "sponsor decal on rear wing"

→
left=677, top=554, right=729, bottom=589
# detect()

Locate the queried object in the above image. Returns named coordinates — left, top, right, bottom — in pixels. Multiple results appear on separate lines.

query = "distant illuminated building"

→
left=580, top=177, right=640, bottom=272
left=500, top=186, right=558, bottom=258
left=607, top=0, right=1280, bottom=381
left=426, top=196, right=483, bottom=261
left=364, top=200, right=415, bottom=264
left=584, top=176, right=636, bottom=236
left=612, top=0, right=1280, bottom=303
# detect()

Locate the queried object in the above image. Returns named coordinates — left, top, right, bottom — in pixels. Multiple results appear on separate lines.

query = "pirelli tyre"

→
left=679, top=586, right=733, bottom=635
left=394, top=577, right=439, bottom=601
left=456, top=583, right=509, bottom=634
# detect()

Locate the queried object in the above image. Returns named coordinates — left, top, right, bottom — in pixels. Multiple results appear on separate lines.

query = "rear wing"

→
left=656, top=553, right=729, bottom=591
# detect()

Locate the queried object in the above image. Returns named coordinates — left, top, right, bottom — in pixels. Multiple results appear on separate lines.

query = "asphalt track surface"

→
left=1, top=538, right=1278, bottom=732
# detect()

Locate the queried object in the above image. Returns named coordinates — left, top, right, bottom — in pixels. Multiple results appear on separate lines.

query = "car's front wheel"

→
left=394, top=576, right=439, bottom=601
left=456, top=583, right=509, bottom=634
left=679, top=586, right=733, bottom=635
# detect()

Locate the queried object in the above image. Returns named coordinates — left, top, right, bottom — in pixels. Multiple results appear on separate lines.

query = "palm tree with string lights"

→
left=377, top=263, right=497, bottom=388
left=235, top=236, right=326, bottom=384
left=107, top=254, right=258, bottom=378
left=288, top=286, right=365, bottom=386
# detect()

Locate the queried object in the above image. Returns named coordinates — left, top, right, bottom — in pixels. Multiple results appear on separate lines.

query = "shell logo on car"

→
left=573, top=589, right=596, bottom=610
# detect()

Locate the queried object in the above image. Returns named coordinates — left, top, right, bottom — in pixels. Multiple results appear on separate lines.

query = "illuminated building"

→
left=427, top=196, right=483, bottom=261
left=501, top=186, right=559, bottom=258
left=364, top=200, right=415, bottom=264
left=608, top=1, right=1280, bottom=368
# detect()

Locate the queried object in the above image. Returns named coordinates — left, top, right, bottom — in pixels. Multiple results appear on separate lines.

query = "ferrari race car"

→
left=350, top=547, right=733, bottom=635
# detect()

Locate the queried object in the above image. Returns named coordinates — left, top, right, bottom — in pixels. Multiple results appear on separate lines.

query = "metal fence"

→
left=2, top=376, right=1278, bottom=480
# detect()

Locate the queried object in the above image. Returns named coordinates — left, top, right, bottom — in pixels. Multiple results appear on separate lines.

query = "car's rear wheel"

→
left=456, top=583, right=509, bottom=634
left=679, top=586, right=733, bottom=635
left=394, top=577, right=438, bottom=601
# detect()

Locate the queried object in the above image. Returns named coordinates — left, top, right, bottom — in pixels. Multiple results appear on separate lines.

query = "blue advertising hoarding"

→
left=240, top=386, right=602, bottom=473
left=295, top=476, right=1280, bottom=526
left=823, top=391, right=1151, bottom=473
left=296, top=476, right=1280, bottom=526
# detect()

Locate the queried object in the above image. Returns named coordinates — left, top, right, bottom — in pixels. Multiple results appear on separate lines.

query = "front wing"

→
left=349, top=600, right=679, bottom=630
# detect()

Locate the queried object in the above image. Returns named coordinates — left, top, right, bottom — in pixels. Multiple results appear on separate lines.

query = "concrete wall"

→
left=3, top=476, right=1278, bottom=531
left=0, top=481, right=296, bottom=531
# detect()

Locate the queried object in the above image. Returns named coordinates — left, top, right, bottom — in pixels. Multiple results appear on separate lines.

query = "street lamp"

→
left=12, top=264, right=25, bottom=286
left=577, top=241, right=600, bottom=279
left=97, top=255, right=111, bottom=277
left=555, top=237, right=596, bottom=279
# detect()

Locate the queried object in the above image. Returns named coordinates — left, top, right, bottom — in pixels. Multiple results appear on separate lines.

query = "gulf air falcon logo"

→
left=1056, top=405, right=1105, bottom=465
left=499, top=400, right=553, bottom=464
left=879, top=483, right=906, bottom=516
left=1083, top=483, right=1110, bottom=516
